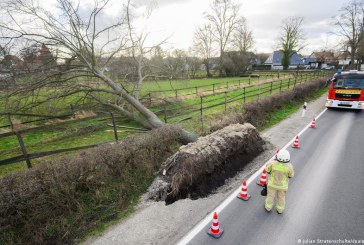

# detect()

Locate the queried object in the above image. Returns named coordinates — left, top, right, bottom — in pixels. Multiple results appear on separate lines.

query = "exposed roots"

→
left=149, top=123, right=265, bottom=204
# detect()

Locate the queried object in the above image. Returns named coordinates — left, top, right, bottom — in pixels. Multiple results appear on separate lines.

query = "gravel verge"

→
left=83, top=93, right=327, bottom=245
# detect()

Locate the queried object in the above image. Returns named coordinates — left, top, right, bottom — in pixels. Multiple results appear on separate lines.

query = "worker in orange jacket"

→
left=265, top=149, right=294, bottom=214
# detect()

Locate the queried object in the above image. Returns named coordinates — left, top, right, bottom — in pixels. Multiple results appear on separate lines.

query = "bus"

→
left=325, top=70, right=364, bottom=110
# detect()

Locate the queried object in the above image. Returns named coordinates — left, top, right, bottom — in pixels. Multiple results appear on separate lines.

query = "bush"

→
left=209, top=79, right=325, bottom=131
left=0, top=126, right=182, bottom=244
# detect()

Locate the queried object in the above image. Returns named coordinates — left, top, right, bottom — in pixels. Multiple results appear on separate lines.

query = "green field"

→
left=0, top=70, right=330, bottom=176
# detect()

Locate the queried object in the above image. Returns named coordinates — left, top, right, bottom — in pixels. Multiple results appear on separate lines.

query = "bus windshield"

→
left=333, top=78, right=364, bottom=89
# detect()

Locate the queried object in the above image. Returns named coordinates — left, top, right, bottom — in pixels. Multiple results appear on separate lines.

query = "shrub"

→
left=0, top=126, right=182, bottom=244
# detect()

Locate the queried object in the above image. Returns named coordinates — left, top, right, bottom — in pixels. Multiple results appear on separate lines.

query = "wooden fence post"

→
left=200, top=96, right=203, bottom=118
left=243, top=87, right=246, bottom=104
left=200, top=96, right=204, bottom=133
left=213, top=84, right=215, bottom=94
left=270, top=81, right=273, bottom=94
left=70, top=104, right=75, bottom=115
left=288, top=78, right=291, bottom=89
left=110, top=113, right=119, bottom=143
left=224, top=92, right=227, bottom=111
left=227, top=81, right=229, bottom=90
left=279, top=80, right=283, bottom=92
left=149, top=92, right=152, bottom=106
left=175, top=90, right=178, bottom=99
left=195, top=86, right=198, bottom=95
left=164, top=103, right=168, bottom=123
left=7, top=114, right=32, bottom=168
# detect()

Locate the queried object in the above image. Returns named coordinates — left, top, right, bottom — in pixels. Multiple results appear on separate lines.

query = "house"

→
left=264, top=50, right=303, bottom=70
left=304, top=51, right=336, bottom=69
left=0, top=55, right=26, bottom=74
left=337, top=51, right=359, bottom=69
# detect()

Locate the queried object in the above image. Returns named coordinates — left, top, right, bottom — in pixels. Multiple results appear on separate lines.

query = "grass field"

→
left=0, top=70, right=330, bottom=176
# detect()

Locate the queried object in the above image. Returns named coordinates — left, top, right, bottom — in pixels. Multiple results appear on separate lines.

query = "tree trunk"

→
left=205, top=61, right=212, bottom=78
left=351, top=53, right=356, bottom=70
left=96, top=71, right=198, bottom=143
left=219, top=53, right=223, bottom=77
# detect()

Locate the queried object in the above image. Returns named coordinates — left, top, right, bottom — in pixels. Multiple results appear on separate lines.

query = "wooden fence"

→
left=0, top=70, right=330, bottom=168
left=0, top=113, right=121, bottom=168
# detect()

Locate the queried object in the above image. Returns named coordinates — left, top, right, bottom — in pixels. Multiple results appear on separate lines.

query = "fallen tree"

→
left=150, top=123, right=265, bottom=204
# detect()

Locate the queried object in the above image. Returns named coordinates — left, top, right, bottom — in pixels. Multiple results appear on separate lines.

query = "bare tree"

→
left=162, top=49, right=188, bottom=79
left=0, top=0, right=197, bottom=143
left=229, top=17, right=254, bottom=74
left=232, top=17, right=254, bottom=53
left=278, top=16, right=305, bottom=70
left=333, top=0, right=364, bottom=69
left=192, top=24, right=215, bottom=77
left=125, top=0, right=172, bottom=99
left=185, top=54, right=201, bottom=79
left=205, top=0, right=240, bottom=76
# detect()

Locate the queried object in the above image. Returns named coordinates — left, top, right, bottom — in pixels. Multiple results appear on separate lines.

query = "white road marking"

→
left=177, top=108, right=328, bottom=245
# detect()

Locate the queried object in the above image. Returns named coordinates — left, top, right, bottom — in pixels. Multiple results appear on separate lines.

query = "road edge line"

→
left=177, top=108, right=328, bottom=245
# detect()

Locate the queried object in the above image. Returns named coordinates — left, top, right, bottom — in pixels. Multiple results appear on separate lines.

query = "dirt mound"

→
left=149, top=123, right=265, bottom=204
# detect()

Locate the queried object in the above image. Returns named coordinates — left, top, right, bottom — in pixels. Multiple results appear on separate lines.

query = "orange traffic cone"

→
left=237, top=180, right=250, bottom=201
left=310, top=118, right=316, bottom=128
left=292, top=135, right=300, bottom=148
left=207, top=212, right=224, bottom=238
left=257, top=169, right=267, bottom=186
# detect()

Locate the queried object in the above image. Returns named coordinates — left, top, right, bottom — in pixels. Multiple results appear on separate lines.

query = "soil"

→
left=83, top=93, right=327, bottom=245
left=154, top=123, right=265, bottom=204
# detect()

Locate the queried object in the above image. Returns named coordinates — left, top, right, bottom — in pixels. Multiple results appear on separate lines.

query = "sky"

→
left=129, top=0, right=349, bottom=55
left=37, top=0, right=350, bottom=55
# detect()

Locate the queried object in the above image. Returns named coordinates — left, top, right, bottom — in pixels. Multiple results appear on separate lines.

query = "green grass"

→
left=0, top=71, right=329, bottom=176
left=254, top=87, right=328, bottom=131
left=161, top=77, right=306, bottom=124
left=0, top=116, right=144, bottom=176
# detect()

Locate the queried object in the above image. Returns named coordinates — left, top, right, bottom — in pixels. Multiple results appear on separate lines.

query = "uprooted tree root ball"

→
left=149, top=123, right=265, bottom=204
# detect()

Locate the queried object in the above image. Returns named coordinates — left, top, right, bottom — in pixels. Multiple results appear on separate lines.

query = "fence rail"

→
left=0, top=71, right=330, bottom=168
left=0, top=113, right=121, bottom=167
left=158, top=73, right=321, bottom=123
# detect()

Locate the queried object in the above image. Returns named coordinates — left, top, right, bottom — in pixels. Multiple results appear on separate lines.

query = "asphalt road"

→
left=181, top=109, right=364, bottom=245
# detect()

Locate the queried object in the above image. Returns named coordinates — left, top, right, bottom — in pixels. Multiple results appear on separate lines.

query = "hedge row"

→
left=0, top=126, right=183, bottom=244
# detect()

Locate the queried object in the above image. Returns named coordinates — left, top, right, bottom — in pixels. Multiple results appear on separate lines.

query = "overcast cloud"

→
left=132, top=0, right=349, bottom=54
left=38, top=0, right=349, bottom=55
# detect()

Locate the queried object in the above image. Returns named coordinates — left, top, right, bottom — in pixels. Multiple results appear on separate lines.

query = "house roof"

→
left=264, top=50, right=304, bottom=66
left=309, top=51, right=335, bottom=62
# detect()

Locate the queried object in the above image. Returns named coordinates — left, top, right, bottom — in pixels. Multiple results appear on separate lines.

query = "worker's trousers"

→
left=265, top=186, right=287, bottom=213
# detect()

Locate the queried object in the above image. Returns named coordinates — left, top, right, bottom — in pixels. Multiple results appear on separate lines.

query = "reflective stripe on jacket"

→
left=266, top=160, right=294, bottom=190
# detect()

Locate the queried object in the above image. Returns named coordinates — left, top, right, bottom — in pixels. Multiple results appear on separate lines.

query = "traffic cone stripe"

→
left=292, top=135, right=299, bottom=148
left=310, top=118, right=316, bottom=128
left=257, top=169, right=267, bottom=186
left=237, top=180, right=250, bottom=201
left=207, top=212, right=224, bottom=238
